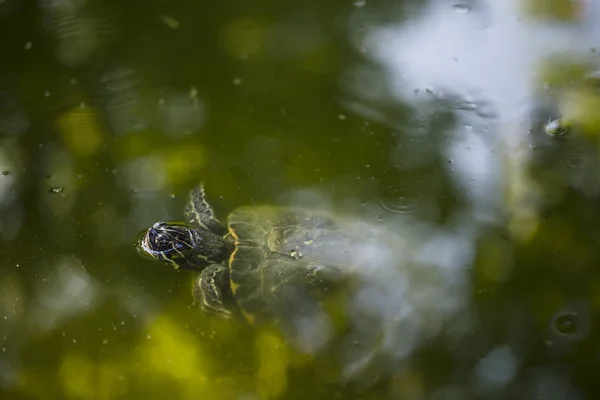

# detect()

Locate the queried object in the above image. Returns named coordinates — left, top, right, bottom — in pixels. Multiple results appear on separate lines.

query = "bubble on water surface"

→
left=548, top=301, right=590, bottom=342
left=544, top=118, right=570, bottom=137
left=553, top=315, right=577, bottom=335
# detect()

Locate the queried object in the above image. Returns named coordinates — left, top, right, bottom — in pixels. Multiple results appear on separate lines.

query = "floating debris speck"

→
left=189, top=86, right=198, bottom=99
left=290, top=250, right=302, bottom=259
left=160, top=15, right=180, bottom=30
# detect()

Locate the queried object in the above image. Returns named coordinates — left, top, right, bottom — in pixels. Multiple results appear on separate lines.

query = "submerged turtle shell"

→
left=226, top=206, right=364, bottom=324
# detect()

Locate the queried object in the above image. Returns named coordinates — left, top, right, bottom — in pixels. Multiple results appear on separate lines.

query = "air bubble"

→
left=1, top=171, right=8, bottom=176
left=549, top=303, right=590, bottom=341
left=545, top=118, right=570, bottom=137
left=553, top=315, right=577, bottom=335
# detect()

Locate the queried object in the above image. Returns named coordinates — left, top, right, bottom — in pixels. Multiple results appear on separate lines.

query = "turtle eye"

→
left=155, top=234, right=170, bottom=249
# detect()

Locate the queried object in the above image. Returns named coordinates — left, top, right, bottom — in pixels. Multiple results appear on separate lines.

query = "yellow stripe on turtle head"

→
left=228, top=247, right=240, bottom=293
left=228, top=226, right=239, bottom=241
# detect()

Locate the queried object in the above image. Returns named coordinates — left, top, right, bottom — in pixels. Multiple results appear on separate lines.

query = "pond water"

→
left=2, top=0, right=600, bottom=399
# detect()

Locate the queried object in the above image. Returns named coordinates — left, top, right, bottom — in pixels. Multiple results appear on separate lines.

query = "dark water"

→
left=2, top=0, right=600, bottom=398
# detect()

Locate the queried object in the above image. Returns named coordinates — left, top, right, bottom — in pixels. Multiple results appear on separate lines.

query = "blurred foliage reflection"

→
left=2, top=0, right=600, bottom=399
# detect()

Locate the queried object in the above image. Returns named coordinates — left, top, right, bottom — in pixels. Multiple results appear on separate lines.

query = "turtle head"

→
left=139, top=221, right=232, bottom=271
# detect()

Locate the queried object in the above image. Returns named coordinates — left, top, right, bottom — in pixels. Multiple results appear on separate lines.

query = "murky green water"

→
left=2, top=0, right=600, bottom=399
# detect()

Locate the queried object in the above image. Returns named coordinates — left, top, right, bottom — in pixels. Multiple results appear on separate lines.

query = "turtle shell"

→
left=226, top=206, right=362, bottom=324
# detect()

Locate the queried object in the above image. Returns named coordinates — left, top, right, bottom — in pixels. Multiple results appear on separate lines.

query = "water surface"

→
left=2, top=0, right=600, bottom=398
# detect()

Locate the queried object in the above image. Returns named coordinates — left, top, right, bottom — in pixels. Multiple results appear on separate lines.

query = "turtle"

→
left=139, top=184, right=374, bottom=346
